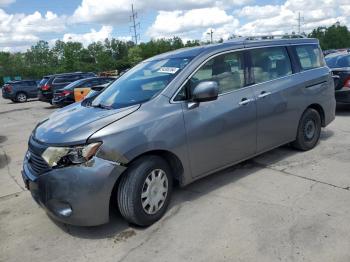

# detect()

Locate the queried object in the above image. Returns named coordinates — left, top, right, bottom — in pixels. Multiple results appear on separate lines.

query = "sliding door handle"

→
left=258, top=91, right=271, bottom=98
left=239, top=98, right=253, bottom=106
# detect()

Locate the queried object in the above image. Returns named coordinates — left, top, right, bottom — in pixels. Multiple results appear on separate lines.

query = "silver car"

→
left=22, top=37, right=335, bottom=226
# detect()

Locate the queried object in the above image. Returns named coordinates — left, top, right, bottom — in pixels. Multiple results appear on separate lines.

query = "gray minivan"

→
left=22, top=37, right=335, bottom=226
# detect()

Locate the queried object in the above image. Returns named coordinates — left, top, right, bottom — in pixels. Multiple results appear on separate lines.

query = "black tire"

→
left=292, top=108, right=321, bottom=151
left=16, top=92, right=27, bottom=103
left=117, top=155, right=173, bottom=226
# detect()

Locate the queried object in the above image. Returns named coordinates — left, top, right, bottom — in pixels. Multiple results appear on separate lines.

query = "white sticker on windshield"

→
left=158, top=67, right=179, bottom=74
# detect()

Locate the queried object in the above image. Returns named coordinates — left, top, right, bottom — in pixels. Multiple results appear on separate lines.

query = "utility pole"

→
left=297, top=12, right=304, bottom=35
left=130, top=4, right=140, bottom=44
left=207, top=29, right=214, bottom=44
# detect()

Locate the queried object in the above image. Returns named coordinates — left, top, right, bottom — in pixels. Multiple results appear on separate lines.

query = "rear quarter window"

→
left=295, top=45, right=325, bottom=71
left=53, top=75, right=81, bottom=84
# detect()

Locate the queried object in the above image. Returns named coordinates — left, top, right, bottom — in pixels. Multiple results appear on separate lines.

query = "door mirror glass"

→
left=192, top=81, right=219, bottom=102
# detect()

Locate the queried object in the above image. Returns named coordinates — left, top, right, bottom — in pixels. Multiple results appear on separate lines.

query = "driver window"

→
left=174, top=51, right=245, bottom=101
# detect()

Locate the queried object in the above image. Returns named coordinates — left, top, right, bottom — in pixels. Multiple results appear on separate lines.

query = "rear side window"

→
left=39, top=78, right=49, bottom=86
left=295, top=45, right=325, bottom=70
left=53, top=75, right=81, bottom=84
left=250, top=47, right=292, bottom=85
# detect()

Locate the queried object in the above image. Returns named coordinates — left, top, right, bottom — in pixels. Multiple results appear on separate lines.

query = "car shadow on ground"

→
left=336, top=104, right=350, bottom=116
left=7, top=99, right=39, bottom=104
left=51, top=128, right=334, bottom=240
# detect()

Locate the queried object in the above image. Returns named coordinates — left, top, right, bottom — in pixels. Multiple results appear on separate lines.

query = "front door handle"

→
left=239, top=98, right=253, bottom=106
left=258, top=91, right=271, bottom=98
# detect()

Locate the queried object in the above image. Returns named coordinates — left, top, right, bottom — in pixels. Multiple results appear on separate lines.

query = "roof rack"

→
left=228, top=34, right=307, bottom=42
left=245, top=34, right=306, bottom=40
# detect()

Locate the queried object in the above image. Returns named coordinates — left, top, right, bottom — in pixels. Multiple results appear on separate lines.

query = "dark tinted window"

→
left=39, top=77, right=49, bottom=86
left=251, top=47, right=292, bottom=84
left=15, top=81, right=35, bottom=87
left=295, top=45, right=325, bottom=70
left=53, top=75, right=81, bottom=84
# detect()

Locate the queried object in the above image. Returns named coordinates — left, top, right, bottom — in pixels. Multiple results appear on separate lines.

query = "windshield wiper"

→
left=91, top=103, right=113, bottom=110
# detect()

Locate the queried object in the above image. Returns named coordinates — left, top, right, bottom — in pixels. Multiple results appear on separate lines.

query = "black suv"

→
left=38, top=72, right=96, bottom=103
left=2, top=80, right=38, bottom=103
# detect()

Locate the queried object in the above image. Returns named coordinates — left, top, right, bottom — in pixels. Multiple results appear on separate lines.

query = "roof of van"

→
left=147, top=37, right=319, bottom=61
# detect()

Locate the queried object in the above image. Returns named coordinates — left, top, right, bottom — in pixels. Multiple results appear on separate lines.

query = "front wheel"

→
left=117, top=155, right=173, bottom=226
left=292, top=108, right=321, bottom=151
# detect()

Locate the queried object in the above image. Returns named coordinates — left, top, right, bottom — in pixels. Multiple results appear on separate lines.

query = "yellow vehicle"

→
left=74, top=87, right=91, bottom=102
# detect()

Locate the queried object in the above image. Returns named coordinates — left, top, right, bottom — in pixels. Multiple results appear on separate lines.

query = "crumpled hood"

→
left=34, top=103, right=140, bottom=145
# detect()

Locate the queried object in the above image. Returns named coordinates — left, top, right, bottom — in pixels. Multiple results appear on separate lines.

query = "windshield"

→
left=326, top=55, right=350, bottom=68
left=91, top=57, right=192, bottom=109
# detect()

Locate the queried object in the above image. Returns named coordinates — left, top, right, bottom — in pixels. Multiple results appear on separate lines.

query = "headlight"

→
left=42, top=142, right=102, bottom=167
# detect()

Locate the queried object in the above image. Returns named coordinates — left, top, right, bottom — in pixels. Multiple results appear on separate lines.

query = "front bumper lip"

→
left=22, top=156, right=127, bottom=226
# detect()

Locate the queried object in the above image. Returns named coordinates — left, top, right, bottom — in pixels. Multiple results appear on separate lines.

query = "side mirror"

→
left=332, top=74, right=340, bottom=87
left=192, top=81, right=219, bottom=102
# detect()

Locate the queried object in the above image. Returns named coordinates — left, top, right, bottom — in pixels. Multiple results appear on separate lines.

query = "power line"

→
left=130, top=4, right=140, bottom=44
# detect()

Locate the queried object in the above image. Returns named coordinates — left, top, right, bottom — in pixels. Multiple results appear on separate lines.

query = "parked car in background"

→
left=2, top=80, right=38, bottom=102
left=22, top=37, right=335, bottom=227
left=38, top=72, right=96, bottom=104
left=325, top=52, right=350, bottom=104
left=52, top=77, right=115, bottom=107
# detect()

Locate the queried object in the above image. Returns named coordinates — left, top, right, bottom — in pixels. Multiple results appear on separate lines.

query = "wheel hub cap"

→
left=141, top=169, right=168, bottom=215
left=305, top=120, right=316, bottom=140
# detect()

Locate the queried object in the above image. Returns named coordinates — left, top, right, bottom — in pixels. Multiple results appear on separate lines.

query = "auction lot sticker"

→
left=158, top=67, right=179, bottom=74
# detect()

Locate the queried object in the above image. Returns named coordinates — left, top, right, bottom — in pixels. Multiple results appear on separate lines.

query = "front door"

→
left=179, top=50, right=257, bottom=177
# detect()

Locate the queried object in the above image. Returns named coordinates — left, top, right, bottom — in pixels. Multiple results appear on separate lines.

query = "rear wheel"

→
left=16, top=92, right=27, bottom=103
left=292, top=108, right=321, bottom=151
left=117, top=155, right=173, bottom=226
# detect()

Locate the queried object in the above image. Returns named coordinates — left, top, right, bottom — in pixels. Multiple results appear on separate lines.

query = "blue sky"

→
left=0, top=0, right=348, bottom=51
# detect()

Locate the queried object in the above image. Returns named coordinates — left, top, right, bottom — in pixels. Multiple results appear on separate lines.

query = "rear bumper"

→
left=335, top=88, right=350, bottom=104
left=2, top=92, right=14, bottom=99
left=38, top=91, right=53, bottom=103
left=22, top=156, right=126, bottom=226
left=52, top=96, right=74, bottom=107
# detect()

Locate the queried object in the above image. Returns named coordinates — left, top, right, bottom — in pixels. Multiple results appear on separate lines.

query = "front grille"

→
left=27, top=135, right=51, bottom=175
left=28, top=150, right=50, bottom=175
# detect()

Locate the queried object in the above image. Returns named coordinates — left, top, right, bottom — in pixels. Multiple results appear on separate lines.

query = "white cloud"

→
left=0, top=9, right=66, bottom=51
left=62, top=25, right=131, bottom=46
left=0, top=0, right=15, bottom=6
left=235, top=0, right=350, bottom=36
left=71, top=0, right=251, bottom=25
left=147, top=7, right=236, bottom=39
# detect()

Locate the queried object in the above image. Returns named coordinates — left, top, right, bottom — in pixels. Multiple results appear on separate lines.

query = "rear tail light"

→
left=58, top=90, right=72, bottom=97
left=344, top=77, right=350, bottom=88
left=4, top=85, right=12, bottom=92
left=41, top=84, right=51, bottom=91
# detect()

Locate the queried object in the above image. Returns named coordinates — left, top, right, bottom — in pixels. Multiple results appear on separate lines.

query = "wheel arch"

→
left=306, top=103, right=325, bottom=127
left=109, top=149, right=184, bottom=210
left=15, top=91, right=28, bottom=98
